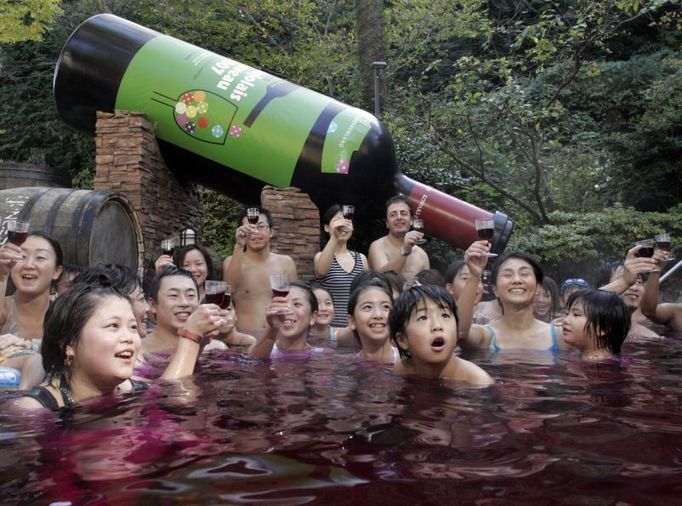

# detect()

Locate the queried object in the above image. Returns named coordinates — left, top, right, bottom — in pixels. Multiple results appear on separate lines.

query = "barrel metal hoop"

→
left=67, top=191, right=96, bottom=266
left=17, top=187, right=56, bottom=222
left=77, top=191, right=107, bottom=266
left=44, top=189, right=77, bottom=233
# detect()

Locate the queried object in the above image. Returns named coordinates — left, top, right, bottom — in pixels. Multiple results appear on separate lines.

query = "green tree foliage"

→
left=385, top=0, right=681, bottom=228
left=0, top=0, right=61, bottom=43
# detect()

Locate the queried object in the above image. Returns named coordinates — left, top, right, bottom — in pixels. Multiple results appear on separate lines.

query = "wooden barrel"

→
left=0, top=187, right=142, bottom=271
left=0, top=162, right=71, bottom=190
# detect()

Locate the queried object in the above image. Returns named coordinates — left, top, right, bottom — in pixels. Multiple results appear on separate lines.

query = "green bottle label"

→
left=116, top=35, right=374, bottom=186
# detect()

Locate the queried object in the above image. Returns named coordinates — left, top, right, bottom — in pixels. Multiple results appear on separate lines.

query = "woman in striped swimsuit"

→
left=314, top=205, right=368, bottom=328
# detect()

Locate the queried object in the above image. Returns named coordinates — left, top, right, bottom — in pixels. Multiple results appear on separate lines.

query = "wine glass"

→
left=246, top=207, right=260, bottom=236
left=342, top=205, right=355, bottom=220
left=654, top=232, right=672, bottom=261
left=635, top=239, right=655, bottom=258
left=411, top=217, right=427, bottom=245
left=5, top=219, right=30, bottom=246
left=160, top=238, right=176, bottom=258
left=246, top=207, right=260, bottom=225
left=269, top=273, right=290, bottom=298
left=474, top=218, right=497, bottom=257
left=205, top=280, right=231, bottom=309
left=635, top=239, right=658, bottom=277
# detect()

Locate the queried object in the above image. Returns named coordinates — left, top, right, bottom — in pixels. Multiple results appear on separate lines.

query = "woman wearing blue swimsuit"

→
left=457, top=241, right=568, bottom=352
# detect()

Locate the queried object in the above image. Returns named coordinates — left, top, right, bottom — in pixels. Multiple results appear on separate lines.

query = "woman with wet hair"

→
left=458, top=242, right=568, bottom=352
left=12, top=278, right=226, bottom=410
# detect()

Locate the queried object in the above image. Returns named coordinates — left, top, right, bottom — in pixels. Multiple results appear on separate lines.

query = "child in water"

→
left=562, top=288, right=631, bottom=360
left=389, top=284, right=493, bottom=385
left=308, top=284, right=338, bottom=349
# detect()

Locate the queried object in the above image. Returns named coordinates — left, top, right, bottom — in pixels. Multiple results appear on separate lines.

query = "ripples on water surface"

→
left=1, top=337, right=681, bottom=505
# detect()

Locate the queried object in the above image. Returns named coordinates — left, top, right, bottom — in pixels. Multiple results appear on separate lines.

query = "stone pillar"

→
left=261, top=186, right=319, bottom=281
left=93, top=111, right=201, bottom=276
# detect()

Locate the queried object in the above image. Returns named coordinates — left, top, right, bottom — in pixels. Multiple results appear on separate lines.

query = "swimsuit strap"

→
left=352, top=250, right=361, bottom=270
left=22, top=386, right=60, bottom=411
left=550, top=323, right=559, bottom=351
left=130, top=379, right=149, bottom=393
left=485, top=324, right=500, bottom=352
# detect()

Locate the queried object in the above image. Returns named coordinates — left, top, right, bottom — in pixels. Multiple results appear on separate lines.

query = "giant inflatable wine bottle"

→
left=53, top=14, right=513, bottom=251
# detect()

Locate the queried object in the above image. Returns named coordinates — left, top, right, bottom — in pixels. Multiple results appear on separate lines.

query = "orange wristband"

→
left=178, top=328, right=202, bottom=344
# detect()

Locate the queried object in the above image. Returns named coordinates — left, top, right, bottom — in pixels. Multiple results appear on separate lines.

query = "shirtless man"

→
left=139, top=267, right=226, bottom=368
left=368, top=195, right=429, bottom=281
left=223, top=207, right=298, bottom=338
left=599, top=245, right=660, bottom=338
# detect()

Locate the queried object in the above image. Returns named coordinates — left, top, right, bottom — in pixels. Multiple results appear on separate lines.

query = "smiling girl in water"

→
left=348, top=278, right=398, bottom=363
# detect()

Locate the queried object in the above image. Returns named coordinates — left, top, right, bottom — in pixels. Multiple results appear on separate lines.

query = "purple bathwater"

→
left=1, top=336, right=682, bottom=505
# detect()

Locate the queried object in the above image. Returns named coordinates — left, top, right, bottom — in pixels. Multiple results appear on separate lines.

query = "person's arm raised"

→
left=0, top=242, right=23, bottom=325
left=247, top=296, right=289, bottom=358
left=600, top=245, right=657, bottom=294
left=368, top=232, right=422, bottom=273
left=314, top=215, right=347, bottom=277
left=457, top=241, right=490, bottom=351
left=641, top=250, right=678, bottom=325
left=161, top=304, right=226, bottom=380
left=154, top=255, right=174, bottom=273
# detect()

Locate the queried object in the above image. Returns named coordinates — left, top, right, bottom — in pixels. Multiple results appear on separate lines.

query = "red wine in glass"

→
left=477, top=227, right=494, bottom=241
left=246, top=208, right=260, bottom=225
left=272, top=288, right=290, bottom=298
left=656, top=241, right=671, bottom=253
left=474, top=218, right=498, bottom=257
left=220, top=293, right=231, bottom=310
left=637, top=247, right=654, bottom=258
left=7, top=231, right=28, bottom=246
left=342, top=205, right=355, bottom=220
left=635, top=240, right=655, bottom=258
left=205, top=291, right=225, bottom=306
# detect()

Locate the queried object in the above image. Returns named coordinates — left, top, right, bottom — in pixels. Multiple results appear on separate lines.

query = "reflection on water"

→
left=1, top=337, right=682, bottom=505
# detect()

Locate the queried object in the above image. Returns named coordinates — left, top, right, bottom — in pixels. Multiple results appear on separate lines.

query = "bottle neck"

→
left=395, top=173, right=513, bottom=252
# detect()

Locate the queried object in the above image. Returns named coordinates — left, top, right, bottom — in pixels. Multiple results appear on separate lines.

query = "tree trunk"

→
left=356, top=0, right=385, bottom=113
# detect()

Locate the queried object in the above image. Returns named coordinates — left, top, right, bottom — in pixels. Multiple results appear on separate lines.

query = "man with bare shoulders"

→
left=141, top=268, right=227, bottom=357
left=223, top=207, right=298, bottom=338
left=368, top=195, right=429, bottom=281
